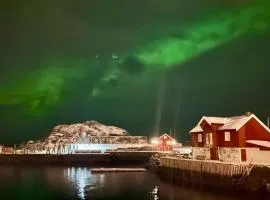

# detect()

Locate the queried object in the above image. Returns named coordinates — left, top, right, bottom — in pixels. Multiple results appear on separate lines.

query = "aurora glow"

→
left=2, top=1, right=269, bottom=109
left=0, top=0, right=270, bottom=144
left=92, top=2, right=270, bottom=97
left=0, top=63, right=91, bottom=115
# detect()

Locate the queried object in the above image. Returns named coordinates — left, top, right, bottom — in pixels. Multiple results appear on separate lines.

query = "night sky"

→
left=0, top=0, right=270, bottom=145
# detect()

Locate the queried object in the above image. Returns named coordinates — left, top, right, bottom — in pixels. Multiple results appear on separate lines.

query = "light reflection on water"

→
left=63, top=167, right=105, bottom=199
left=0, top=166, right=262, bottom=200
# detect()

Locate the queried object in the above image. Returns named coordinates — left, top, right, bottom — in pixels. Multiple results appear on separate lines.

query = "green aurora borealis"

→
left=0, top=0, right=270, bottom=144
left=93, top=2, right=270, bottom=97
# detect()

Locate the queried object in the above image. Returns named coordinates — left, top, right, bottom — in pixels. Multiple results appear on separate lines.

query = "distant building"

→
left=151, top=133, right=176, bottom=151
left=1, top=147, right=13, bottom=154
left=189, top=112, right=270, bottom=161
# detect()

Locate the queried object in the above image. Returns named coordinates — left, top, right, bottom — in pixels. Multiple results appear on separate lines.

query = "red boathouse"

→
left=151, top=133, right=176, bottom=151
left=189, top=112, right=270, bottom=153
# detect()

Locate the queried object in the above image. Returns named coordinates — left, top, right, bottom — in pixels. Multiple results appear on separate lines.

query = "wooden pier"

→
left=159, top=156, right=252, bottom=177
left=154, top=156, right=270, bottom=193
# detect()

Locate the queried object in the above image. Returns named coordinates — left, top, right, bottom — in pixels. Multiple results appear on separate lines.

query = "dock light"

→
left=151, top=138, right=159, bottom=145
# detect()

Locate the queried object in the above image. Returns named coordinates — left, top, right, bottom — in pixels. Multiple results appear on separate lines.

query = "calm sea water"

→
left=0, top=166, right=263, bottom=200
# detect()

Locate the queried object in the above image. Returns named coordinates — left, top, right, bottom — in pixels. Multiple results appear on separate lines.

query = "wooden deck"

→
left=159, top=156, right=253, bottom=177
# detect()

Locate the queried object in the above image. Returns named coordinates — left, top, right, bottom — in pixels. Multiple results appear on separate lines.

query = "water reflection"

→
left=65, top=167, right=88, bottom=199
left=63, top=167, right=105, bottom=199
left=150, top=186, right=159, bottom=200
left=0, top=166, right=262, bottom=200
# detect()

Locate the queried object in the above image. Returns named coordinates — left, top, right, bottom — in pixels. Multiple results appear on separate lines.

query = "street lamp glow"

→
left=151, top=138, right=159, bottom=145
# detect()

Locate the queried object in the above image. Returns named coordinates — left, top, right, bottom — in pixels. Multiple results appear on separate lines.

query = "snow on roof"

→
left=218, top=115, right=250, bottom=131
left=246, top=140, right=270, bottom=148
left=198, top=116, right=230, bottom=125
left=189, top=125, right=203, bottom=133
left=157, top=133, right=175, bottom=140
left=190, top=113, right=270, bottom=133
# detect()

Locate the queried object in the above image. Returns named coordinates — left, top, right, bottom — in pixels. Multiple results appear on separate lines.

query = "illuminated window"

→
left=205, top=133, right=213, bottom=145
left=198, top=134, right=202, bottom=143
left=209, top=133, right=213, bottom=145
left=225, top=132, right=230, bottom=141
left=205, top=134, right=209, bottom=145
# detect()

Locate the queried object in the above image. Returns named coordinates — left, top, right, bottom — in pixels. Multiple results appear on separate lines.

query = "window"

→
left=209, top=133, right=213, bottom=145
left=225, top=131, right=231, bottom=141
left=205, top=133, right=213, bottom=145
left=198, top=134, right=202, bottom=143
left=205, top=134, right=209, bottom=145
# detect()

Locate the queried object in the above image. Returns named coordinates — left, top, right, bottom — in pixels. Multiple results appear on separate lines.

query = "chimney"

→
left=245, top=111, right=252, bottom=116
left=267, top=116, right=270, bottom=128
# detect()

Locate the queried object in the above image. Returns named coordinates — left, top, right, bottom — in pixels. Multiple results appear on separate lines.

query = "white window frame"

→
left=198, top=134, right=202, bottom=143
left=224, top=131, right=231, bottom=142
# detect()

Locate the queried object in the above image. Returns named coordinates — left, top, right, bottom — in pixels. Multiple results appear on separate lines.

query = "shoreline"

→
left=149, top=156, right=270, bottom=195
left=0, top=151, right=158, bottom=167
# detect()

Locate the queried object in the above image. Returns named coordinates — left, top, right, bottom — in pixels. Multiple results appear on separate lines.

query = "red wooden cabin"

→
left=1, top=147, right=14, bottom=154
left=189, top=112, right=270, bottom=160
left=190, top=112, right=270, bottom=149
left=152, top=133, right=176, bottom=151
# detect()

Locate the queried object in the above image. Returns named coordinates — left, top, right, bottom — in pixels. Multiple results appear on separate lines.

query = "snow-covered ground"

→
left=173, top=147, right=192, bottom=154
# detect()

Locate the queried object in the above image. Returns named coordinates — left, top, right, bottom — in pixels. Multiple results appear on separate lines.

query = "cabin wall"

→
left=218, top=148, right=241, bottom=163
left=200, top=120, right=217, bottom=147
left=192, top=147, right=210, bottom=160
left=246, top=148, right=270, bottom=164
left=211, top=124, right=221, bottom=147
left=245, top=118, right=270, bottom=141
left=216, top=130, right=238, bottom=147
left=192, top=147, right=270, bottom=164
left=238, top=126, right=246, bottom=147
left=191, top=133, right=204, bottom=147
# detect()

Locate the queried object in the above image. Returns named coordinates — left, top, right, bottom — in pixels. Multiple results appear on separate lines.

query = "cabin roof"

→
left=189, top=125, right=203, bottom=133
left=246, top=140, right=270, bottom=148
left=157, top=133, right=175, bottom=141
left=189, top=113, right=270, bottom=133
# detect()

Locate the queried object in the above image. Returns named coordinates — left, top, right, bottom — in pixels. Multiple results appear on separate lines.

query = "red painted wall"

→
left=238, top=125, right=246, bottom=147
left=157, top=134, right=175, bottom=151
left=201, top=120, right=213, bottom=147
left=157, top=134, right=174, bottom=145
left=191, top=120, right=221, bottom=147
left=244, top=118, right=270, bottom=141
left=216, top=130, right=239, bottom=147
left=191, top=132, right=204, bottom=147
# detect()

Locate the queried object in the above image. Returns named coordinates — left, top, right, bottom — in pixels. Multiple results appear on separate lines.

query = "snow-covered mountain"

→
left=44, top=120, right=133, bottom=145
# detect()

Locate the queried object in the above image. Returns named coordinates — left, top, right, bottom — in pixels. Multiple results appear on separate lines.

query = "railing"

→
left=0, top=136, right=149, bottom=155
left=1, top=143, right=151, bottom=155
left=74, top=136, right=148, bottom=144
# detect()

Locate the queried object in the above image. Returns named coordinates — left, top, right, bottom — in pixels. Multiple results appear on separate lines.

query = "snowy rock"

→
left=44, top=120, right=130, bottom=145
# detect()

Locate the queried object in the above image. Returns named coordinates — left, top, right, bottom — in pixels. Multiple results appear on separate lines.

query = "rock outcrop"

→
left=45, top=120, right=130, bottom=145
